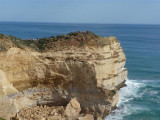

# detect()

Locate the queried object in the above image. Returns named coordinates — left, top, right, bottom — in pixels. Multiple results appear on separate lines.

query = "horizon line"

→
left=0, top=20, right=160, bottom=26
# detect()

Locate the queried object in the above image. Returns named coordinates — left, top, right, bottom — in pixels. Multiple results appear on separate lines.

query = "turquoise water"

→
left=0, top=22, right=160, bottom=120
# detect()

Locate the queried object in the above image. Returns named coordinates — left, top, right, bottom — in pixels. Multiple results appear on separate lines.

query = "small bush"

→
left=0, top=46, right=7, bottom=51
left=0, top=31, right=103, bottom=51
left=0, top=33, right=5, bottom=38
left=0, top=117, right=5, bottom=120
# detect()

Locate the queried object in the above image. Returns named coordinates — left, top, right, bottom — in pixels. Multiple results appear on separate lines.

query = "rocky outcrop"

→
left=12, top=98, right=94, bottom=120
left=65, top=98, right=81, bottom=119
left=0, top=32, right=127, bottom=120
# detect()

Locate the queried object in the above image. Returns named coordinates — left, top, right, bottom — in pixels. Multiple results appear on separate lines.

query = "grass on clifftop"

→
left=0, top=31, right=114, bottom=52
left=36, top=31, right=101, bottom=51
left=0, top=117, right=5, bottom=120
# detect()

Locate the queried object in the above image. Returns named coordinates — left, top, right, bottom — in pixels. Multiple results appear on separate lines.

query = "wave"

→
left=105, top=79, right=145, bottom=120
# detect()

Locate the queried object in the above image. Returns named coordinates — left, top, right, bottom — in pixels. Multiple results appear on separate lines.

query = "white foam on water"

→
left=148, top=90, right=159, bottom=95
left=105, top=79, right=145, bottom=120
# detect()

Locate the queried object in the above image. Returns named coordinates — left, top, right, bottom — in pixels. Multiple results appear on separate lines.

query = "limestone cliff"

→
left=0, top=32, right=127, bottom=120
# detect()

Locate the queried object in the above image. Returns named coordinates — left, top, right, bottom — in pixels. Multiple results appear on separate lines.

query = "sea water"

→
left=0, top=22, right=160, bottom=120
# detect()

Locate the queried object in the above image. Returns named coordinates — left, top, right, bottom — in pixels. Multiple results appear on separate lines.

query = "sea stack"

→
left=0, top=31, right=127, bottom=120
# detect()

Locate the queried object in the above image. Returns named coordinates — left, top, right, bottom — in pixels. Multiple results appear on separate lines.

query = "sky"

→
left=0, top=0, right=160, bottom=24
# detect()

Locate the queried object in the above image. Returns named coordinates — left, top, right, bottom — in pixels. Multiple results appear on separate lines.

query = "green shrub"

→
left=0, top=117, right=6, bottom=120
left=0, top=33, right=5, bottom=38
left=0, top=46, right=7, bottom=51
left=0, top=31, right=102, bottom=52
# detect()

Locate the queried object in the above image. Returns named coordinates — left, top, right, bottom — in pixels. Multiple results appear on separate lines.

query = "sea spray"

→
left=105, top=79, right=145, bottom=120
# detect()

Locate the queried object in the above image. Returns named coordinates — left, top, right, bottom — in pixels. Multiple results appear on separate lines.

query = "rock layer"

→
left=0, top=32, right=127, bottom=120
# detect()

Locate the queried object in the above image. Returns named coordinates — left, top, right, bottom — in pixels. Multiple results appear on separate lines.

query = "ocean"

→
left=0, top=22, right=160, bottom=120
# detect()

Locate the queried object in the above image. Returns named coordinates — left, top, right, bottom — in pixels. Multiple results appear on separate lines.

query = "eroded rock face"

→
left=0, top=32, right=127, bottom=120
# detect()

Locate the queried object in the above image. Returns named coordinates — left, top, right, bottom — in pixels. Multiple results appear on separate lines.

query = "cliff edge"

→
left=0, top=32, right=127, bottom=120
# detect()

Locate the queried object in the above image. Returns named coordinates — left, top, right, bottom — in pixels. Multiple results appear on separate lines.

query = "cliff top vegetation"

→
left=0, top=31, right=117, bottom=52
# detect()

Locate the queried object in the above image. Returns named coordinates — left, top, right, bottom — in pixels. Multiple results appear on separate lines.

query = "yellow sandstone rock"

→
left=65, top=98, right=81, bottom=119
left=0, top=32, right=127, bottom=120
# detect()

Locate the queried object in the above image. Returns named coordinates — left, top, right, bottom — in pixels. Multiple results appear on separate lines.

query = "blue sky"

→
left=0, top=0, right=160, bottom=24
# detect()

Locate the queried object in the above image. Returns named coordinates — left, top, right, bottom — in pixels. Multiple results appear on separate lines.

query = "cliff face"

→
left=0, top=32, right=127, bottom=120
